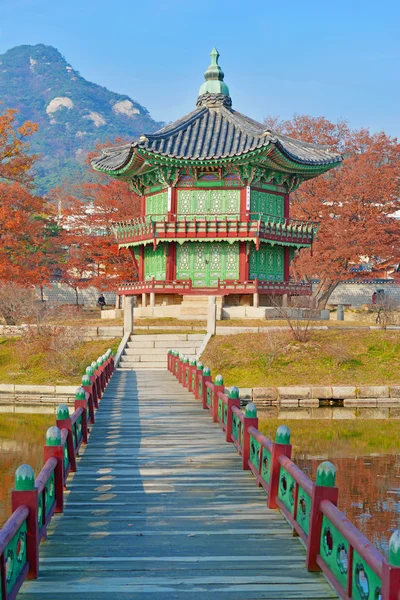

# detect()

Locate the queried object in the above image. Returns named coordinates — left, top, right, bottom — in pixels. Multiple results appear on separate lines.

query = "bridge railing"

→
left=169, top=350, right=400, bottom=600
left=0, top=349, right=115, bottom=600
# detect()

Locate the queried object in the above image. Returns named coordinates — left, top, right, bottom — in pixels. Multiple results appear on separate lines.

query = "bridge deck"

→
left=20, top=370, right=336, bottom=599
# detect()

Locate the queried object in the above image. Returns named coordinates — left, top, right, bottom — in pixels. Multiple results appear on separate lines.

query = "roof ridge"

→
left=147, top=107, right=208, bottom=140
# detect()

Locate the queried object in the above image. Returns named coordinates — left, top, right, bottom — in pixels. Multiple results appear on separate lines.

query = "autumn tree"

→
left=50, top=141, right=141, bottom=299
left=0, top=107, right=63, bottom=290
left=265, top=115, right=400, bottom=307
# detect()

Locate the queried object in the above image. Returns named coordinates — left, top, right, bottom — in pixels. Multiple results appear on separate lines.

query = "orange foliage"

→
left=265, top=115, right=400, bottom=306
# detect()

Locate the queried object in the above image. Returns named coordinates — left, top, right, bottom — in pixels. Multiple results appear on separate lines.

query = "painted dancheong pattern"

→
left=19, top=370, right=336, bottom=599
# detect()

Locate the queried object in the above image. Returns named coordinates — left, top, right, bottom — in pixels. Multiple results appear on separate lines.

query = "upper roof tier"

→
left=92, top=49, right=342, bottom=183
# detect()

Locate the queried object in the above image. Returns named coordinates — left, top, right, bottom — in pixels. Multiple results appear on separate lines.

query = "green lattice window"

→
left=176, top=242, right=239, bottom=287
left=249, top=244, right=284, bottom=281
left=250, top=190, right=284, bottom=219
left=144, top=243, right=166, bottom=280
left=145, top=191, right=168, bottom=220
left=177, top=189, right=240, bottom=219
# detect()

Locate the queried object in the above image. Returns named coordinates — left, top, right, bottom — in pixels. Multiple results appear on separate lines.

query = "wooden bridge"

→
left=1, top=351, right=399, bottom=599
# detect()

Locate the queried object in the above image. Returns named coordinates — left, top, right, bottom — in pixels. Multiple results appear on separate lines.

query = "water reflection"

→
left=295, top=452, right=400, bottom=556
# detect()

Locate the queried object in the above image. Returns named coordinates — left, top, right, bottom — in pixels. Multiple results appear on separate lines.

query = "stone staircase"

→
left=118, top=333, right=205, bottom=370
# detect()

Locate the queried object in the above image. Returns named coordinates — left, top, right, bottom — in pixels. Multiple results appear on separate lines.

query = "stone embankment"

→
left=0, top=385, right=78, bottom=414
left=238, top=384, right=400, bottom=419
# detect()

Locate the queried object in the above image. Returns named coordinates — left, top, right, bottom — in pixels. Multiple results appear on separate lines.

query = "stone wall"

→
left=36, top=283, right=116, bottom=307
left=0, top=324, right=123, bottom=340
left=322, top=282, right=400, bottom=307
left=0, top=385, right=78, bottom=414
left=252, top=384, right=400, bottom=408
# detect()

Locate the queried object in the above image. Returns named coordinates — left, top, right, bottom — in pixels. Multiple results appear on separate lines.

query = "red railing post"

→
left=225, top=386, right=240, bottom=439
left=43, top=426, right=64, bottom=513
left=306, top=462, right=338, bottom=572
left=56, top=404, right=77, bottom=473
left=74, top=387, right=88, bottom=444
left=195, top=362, right=204, bottom=400
left=213, top=375, right=225, bottom=423
left=382, top=531, right=400, bottom=600
left=242, top=402, right=258, bottom=471
left=188, top=359, right=197, bottom=392
left=11, top=465, right=39, bottom=579
left=267, top=425, right=292, bottom=509
left=201, top=367, right=212, bottom=409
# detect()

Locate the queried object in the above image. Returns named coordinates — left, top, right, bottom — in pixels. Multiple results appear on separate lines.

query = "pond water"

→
left=0, top=422, right=399, bottom=559
left=294, top=453, right=400, bottom=557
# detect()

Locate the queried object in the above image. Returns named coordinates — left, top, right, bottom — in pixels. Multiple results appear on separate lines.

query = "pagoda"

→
left=92, top=49, right=342, bottom=315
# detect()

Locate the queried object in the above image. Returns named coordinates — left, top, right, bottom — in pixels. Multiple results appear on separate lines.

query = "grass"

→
left=0, top=337, right=120, bottom=385
left=258, top=418, right=400, bottom=457
left=201, top=329, right=400, bottom=387
left=0, top=414, right=55, bottom=525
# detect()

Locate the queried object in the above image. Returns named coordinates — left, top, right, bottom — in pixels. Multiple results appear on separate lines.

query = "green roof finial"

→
left=198, top=48, right=230, bottom=98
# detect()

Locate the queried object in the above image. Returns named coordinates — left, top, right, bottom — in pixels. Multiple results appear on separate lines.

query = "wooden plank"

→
left=19, top=371, right=337, bottom=599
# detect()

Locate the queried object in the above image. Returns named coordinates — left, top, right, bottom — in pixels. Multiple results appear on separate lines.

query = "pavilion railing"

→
left=112, top=214, right=317, bottom=246
left=0, top=350, right=115, bottom=600
left=168, top=351, right=400, bottom=600
left=118, top=278, right=312, bottom=296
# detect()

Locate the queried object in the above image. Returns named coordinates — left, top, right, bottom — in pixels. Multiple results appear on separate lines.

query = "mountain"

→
left=0, top=44, right=163, bottom=194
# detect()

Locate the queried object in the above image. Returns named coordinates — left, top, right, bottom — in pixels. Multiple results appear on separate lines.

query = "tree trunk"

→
left=40, top=286, right=44, bottom=302
left=312, top=279, right=340, bottom=309
left=74, top=287, right=79, bottom=307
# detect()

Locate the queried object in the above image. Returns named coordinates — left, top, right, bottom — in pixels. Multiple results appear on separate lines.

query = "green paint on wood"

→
left=177, top=189, right=239, bottom=218
left=46, top=426, right=61, bottom=447
left=316, top=461, right=336, bottom=487
left=389, top=530, right=400, bottom=566
left=15, top=465, right=35, bottom=491
left=319, top=516, right=349, bottom=591
left=144, top=243, right=167, bottom=280
left=352, top=549, right=382, bottom=600
left=145, top=191, right=168, bottom=220
left=296, top=487, right=311, bottom=535
left=250, top=189, right=284, bottom=218
left=250, top=435, right=261, bottom=469
left=57, top=404, right=70, bottom=421
left=276, top=425, right=291, bottom=444
left=4, top=520, right=27, bottom=595
left=261, top=447, right=272, bottom=484
left=278, top=466, right=296, bottom=514
left=250, top=243, right=284, bottom=281
left=176, top=241, right=239, bottom=287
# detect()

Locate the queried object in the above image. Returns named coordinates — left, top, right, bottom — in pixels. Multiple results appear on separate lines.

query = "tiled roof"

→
left=92, top=101, right=342, bottom=173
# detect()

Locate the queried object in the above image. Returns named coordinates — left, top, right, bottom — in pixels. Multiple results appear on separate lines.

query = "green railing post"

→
left=44, top=426, right=64, bottom=513
left=306, top=461, right=338, bottom=572
left=195, top=362, right=204, bottom=401
left=11, top=465, right=39, bottom=578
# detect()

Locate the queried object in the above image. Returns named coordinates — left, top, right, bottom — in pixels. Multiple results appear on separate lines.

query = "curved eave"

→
left=92, top=142, right=341, bottom=181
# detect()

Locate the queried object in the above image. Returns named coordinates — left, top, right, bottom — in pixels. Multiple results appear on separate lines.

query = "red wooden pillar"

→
left=284, top=193, right=290, bottom=219
left=56, top=406, right=77, bottom=473
left=240, top=187, right=249, bottom=221
left=12, top=465, right=39, bottom=579
left=44, top=427, right=64, bottom=514
left=138, top=246, right=144, bottom=281
left=284, top=247, right=290, bottom=281
left=267, top=428, right=292, bottom=509
left=167, top=242, right=177, bottom=281
left=242, top=405, right=258, bottom=471
left=306, top=462, right=339, bottom=571
left=169, top=187, right=178, bottom=221
left=239, top=241, right=249, bottom=282
left=141, top=195, right=146, bottom=217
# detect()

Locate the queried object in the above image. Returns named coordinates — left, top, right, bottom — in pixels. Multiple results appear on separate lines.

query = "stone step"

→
left=129, top=334, right=204, bottom=341
left=124, top=347, right=197, bottom=356
left=117, top=365, right=166, bottom=370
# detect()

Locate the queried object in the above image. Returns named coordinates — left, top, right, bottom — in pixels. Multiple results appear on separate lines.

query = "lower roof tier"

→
left=114, top=216, right=316, bottom=249
left=118, top=279, right=312, bottom=297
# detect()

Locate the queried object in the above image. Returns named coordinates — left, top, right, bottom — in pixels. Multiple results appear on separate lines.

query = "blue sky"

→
left=0, top=0, right=399, bottom=136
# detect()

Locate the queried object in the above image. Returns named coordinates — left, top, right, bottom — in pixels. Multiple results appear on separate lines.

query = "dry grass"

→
left=201, top=329, right=400, bottom=387
left=0, top=337, right=120, bottom=385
